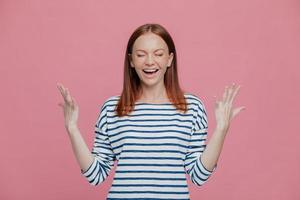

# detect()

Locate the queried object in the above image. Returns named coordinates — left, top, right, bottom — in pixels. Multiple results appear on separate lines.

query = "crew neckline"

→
left=135, top=102, right=173, bottom=105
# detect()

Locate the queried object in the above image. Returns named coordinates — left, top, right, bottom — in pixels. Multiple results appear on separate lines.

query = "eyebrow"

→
left=135, top=48, right=165, bottom=53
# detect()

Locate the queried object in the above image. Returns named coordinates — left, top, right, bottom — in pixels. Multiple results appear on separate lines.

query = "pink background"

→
left=0, top=0, right=299, bottom=199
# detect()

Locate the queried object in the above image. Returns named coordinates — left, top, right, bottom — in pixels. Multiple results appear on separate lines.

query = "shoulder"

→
left=184, top=93, right=208, bottom=129
left=183, top=92, right=206, bottom=110
left=103, top=95, right=120, bottom=106
left=100, top=95, right=121, bottom=112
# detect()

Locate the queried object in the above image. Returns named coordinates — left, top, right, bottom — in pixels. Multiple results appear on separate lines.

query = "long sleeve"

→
left=184, top=99, right=217, bottom=186
left=81, top=103, right=116, bottom=186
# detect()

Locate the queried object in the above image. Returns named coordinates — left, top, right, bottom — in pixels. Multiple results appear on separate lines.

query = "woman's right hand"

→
left=57, top=83, right=79, bottom=132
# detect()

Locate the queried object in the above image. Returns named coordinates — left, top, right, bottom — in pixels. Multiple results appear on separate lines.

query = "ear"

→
left=167, top=52, right=174, bottom=67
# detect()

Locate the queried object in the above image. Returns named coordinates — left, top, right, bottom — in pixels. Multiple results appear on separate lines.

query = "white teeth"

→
left=143, top=69, right=158, bottom=72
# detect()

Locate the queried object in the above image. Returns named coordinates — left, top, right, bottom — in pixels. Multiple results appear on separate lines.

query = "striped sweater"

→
left=81, top=93, right=217, bottom=200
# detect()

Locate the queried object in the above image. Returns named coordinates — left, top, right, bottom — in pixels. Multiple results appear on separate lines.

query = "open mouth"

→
left=142, top=69, right=159, bottom=75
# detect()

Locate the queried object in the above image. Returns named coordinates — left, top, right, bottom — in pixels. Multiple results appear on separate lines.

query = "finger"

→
left=57, top=83, right=68, bottom=101
left=222, top=86, right=228, bottom=102
left=213, top=96, right=219, bottom=109
left=222, top=85, right=230, bottom=103
left=227, top=83, right=236, bottom=103
left=62, top=85, right=68, bottom=98
left=231, top=106, right=246, bottom=119
left=57, top=83, right=64, bottom=96
left=57, top=82, right=63, bottom=89
left=58, top=83, right=68, bottom=96
left=215, top=100, right=221, bottom=109
left=229, top=84, right=241, bottom=105
left=227, top=83, right=236, bottom=104
left=65, top=88, right=73, bottom=103
left=71, top=96, right=77, bottom=107
left=60, top=89, right=68, bottom=103
left=71, top=96, right=75, bottom=104
left=224, top=84, right=232, bottom=103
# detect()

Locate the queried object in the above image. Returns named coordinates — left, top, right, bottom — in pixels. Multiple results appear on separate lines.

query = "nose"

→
left=145, top=54, right=155, bottom=66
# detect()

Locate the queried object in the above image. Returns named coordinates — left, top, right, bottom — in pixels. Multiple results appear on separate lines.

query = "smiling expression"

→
left=129, top=32, right=174, bottom=88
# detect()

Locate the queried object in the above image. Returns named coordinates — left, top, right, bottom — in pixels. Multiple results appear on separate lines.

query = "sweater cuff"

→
left=81, top=158, right=97, bottom=177
left=199, top=155, right=217, bottom=175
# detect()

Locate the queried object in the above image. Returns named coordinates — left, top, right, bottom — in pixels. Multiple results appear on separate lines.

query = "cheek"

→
left=161, top=67, right=169, bottom=74
left=132, top=58, right=145, bottom=67
left=158, top=57, right=169, bottom=64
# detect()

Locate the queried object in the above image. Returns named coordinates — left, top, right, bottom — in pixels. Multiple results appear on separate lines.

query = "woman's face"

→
left=129, top=32, right=174, bottom=88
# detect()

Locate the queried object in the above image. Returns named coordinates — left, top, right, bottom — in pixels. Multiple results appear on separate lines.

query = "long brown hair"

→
left=116, top=23, right=187, bottom=116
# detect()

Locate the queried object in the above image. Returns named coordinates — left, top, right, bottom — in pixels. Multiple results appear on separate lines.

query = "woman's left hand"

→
left=214, top=83, right=245, bottom=135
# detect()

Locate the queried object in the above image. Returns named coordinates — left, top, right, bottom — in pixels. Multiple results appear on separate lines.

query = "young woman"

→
left=57, top=23, right=244, bottom=200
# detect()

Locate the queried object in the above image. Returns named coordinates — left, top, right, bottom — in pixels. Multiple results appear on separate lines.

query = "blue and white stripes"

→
left=81, top=93, right=216, bottom=199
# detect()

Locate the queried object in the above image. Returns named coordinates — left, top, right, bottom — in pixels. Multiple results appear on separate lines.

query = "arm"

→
left=199, top=128, right=226, bottom=172
left=67, top=125, right=95, bottom=173
left=57, top=83, right=95, bottom=176
left=67, top=107, right=115, bottom=186
left=80, top=104, right=116, bottom=186
left=57, top=83, right=115, bottom=186
left=201, top=83, right=245, bottom=171
left=184, top=99, right=216, bottom=186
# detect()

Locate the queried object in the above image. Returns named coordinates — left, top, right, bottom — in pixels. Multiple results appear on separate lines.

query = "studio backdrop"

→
left=0, top=0, right=299, bottom=199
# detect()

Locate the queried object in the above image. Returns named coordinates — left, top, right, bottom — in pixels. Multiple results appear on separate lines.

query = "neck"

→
left=137, top=82, right=169, bottom=103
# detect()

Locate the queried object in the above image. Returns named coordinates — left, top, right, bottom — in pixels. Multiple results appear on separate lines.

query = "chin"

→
left=141, top=79, right=163, bottom=87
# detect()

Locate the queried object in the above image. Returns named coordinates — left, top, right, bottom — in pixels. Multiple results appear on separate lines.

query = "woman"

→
left=57, top=23, right=244, bottom=200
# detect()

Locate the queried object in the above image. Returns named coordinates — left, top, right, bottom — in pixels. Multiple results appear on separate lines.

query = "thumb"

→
left=232, top=106, right=245, bottom=119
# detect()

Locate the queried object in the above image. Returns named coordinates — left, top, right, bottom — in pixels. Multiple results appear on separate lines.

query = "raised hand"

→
left=57, top=83, right=79, bottom=131
left=214, top=83, right=245, bottom=134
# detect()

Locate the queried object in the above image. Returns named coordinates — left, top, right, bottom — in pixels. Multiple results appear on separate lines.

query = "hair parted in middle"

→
left=115, top=23, right=188, bottom=117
